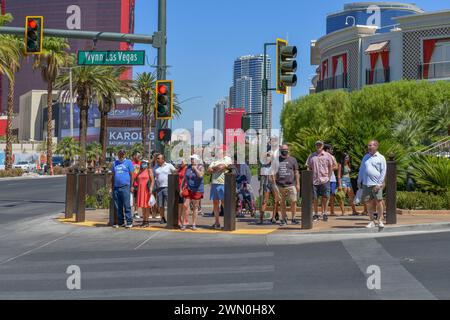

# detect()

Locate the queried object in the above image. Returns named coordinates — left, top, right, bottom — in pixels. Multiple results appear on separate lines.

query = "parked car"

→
left=52, top=156, right=64, bottom=167
left=13, top=161, right=36, bottom=172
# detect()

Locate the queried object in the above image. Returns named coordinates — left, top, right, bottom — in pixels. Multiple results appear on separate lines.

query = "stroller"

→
left=236, top=181, right=256, bottom=217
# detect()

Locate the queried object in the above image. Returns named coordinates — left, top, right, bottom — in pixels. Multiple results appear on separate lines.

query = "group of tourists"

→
left=111, top=138, right=387, bottom=230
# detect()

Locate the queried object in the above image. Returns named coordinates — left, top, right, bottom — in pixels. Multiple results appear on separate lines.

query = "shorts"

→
left=313, top=182, right=330, bottom=199
left=362, top=185, right=383, bottom=201
left=341, top=177, right=352, bottom=188
left=261, top=175, right=274, bottom=193
left=185, top=190, right=203, bottom=200
left=210, top=184, right=225, bottom=201
left=330, top=181, right=337, bottom=195
left=156, top=187, right=168, bottom=208
left=277, top=185, right=297, bottom=203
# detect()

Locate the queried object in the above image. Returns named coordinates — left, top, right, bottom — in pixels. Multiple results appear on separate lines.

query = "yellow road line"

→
left=56, top=217, right=277, bottom=235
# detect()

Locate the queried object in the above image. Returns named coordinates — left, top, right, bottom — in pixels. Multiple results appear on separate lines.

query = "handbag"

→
left=181, top=187, right=190, bottom=197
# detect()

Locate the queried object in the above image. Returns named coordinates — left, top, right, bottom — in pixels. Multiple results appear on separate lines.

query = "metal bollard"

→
left=224, top=172, right=236, bottom=231
left=301, top=170, right=313, bottom=229
left=65, top=168, right=76, bottom=219
left=76, top=169, right=87, bottom=222
left=166, top=173, right=179, bottom=229
left=86, top=166, right=95, bottom=196
left=386, top=153, right=397, bottom=224
left=109, top=195, right=118, bottom=226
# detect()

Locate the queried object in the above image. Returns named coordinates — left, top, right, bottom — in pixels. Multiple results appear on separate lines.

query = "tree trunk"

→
left=4, top=73, right=14, bottom=170
left=99, top=111, right=108, bottom=166
left=77, top=91, right=89, bottom=170
left=142, top=101, right=148, bottom=157
left=46, top=81, right=53, bottom=174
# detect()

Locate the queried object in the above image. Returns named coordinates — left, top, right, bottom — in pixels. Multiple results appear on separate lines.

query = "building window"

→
left=365, top=41, right=390, bottom=85
left=421, top=38, right=450, bottom=79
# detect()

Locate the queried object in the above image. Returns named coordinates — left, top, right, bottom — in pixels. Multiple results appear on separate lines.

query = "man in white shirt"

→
left=358, top=140, right=387, bottom=229
left=153, top=154, right=177, bottom=224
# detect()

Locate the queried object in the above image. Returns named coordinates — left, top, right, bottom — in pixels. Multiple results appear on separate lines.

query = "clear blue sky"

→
left=133, top=0, right=449, bottom=130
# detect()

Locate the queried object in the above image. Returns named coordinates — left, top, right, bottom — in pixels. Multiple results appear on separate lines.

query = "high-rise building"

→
left=213, top=97, right=228, bottom=133
left=230, top=55, right=272, bottom=130
left=0, top=0, right=135, bottom=113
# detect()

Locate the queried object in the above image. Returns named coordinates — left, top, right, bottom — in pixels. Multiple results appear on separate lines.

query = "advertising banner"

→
left=108, top=127, right=154, bottom=147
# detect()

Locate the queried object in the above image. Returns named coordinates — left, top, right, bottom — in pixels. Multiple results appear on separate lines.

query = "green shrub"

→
left=397, top=191, right=448, bottom=210
left=85, top=195, right=98, bottom=209
left=0, top=168, right=24, bottom=178
left=410, top=155, right=450, bottom=194
left=97, top=187, right=111, bottom=209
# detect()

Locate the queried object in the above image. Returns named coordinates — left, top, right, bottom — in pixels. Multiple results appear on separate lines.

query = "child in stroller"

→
left=237, top=179, right=256, bottom=217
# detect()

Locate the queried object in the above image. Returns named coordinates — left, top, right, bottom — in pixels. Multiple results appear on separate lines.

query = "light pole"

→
left=156, top=0, right=167, bottom=156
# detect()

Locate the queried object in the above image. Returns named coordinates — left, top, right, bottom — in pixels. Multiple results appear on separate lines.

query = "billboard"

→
left=59, top=103, right=100, bottom=142
left=224, top=108, right=245, bottom=146
left=108, top=127, right=155, bottom=148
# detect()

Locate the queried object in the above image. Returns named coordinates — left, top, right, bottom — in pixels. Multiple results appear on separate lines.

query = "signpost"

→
left=77, top=50, right=145, bottom=66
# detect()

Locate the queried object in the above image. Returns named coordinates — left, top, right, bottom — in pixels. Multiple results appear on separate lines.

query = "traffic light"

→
left=155, top=80, right=174, bottom=120
left=25, top=16, right=43, bottom=54
left=158, top=128, right=172, bottom=143
left=276, top=38, right=297, bottom=94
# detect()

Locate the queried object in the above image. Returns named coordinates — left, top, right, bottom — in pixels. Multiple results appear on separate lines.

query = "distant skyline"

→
left=132, top=0, right=449, bottom=130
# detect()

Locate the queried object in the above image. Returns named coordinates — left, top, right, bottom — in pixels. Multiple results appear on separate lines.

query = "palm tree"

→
left=133, top=72, right=155, bottom=157
left=97, top=66, right=130, bottom=166
left=34, top=37, right=70, bottom=173
left=55, top=65, right=124, bottom=169
left=86, top=142, right=102, bottom=168
left=0, top=35, right=22, bottom=170
left=56, top=137, right=79, bottom=166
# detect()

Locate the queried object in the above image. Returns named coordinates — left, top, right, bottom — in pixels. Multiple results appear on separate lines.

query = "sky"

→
left=132, top=0, right=449, bottom=131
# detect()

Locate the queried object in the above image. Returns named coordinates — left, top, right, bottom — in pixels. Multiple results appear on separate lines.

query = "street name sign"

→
left=77, top=50, right=145, bottom=66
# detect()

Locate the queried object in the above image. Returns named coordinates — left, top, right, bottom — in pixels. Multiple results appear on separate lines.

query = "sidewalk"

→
left=57, top=208, right=450, bottom=235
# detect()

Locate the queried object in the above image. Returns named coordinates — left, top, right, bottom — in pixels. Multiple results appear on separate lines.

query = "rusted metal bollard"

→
left=301, top=170, right=313, bottom=230
left=86, top=166, right=95, bottom=196
left=386, top=153, right=397, bottom=225
left=65, top=168, right=76, bottom=219
left=76, top=168, right=87, bottom=222
left=224, top=172, right=236, bottom=231
left=166, top=174, right=179, bottom=229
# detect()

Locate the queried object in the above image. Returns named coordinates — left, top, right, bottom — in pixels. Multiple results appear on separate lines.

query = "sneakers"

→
left=160, top=217, right=167, bottom=224
left=313, top=214, right=320, bottom=222
left=212, top=223, right=221, bottom=229
left=279, top=218, right=288, bottom=226
left=133, top=213, right=141, bottom=219
left=192, top=225, right=198, bottom=231
left=322, top=214, right=328, bottom=222
left=125, top=223, right=133, bottom=229
left=180, top=225, right=187, bottom=230
left=112, top=224, right=120, bottom=228
left=378, top=221, right=385, bottom=229
left=366, top=221, right=376, bottom=229
left=291, top=218, right=300, bottom=225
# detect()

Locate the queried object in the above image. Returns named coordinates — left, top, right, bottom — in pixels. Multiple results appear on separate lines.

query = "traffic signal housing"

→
left=155, top=80, right=174, bottom=120
left=276, top=38, right=297, bottom=94
left=158, top=128, right=172, bottom=143
left=25, top=16, right=43, bottom=54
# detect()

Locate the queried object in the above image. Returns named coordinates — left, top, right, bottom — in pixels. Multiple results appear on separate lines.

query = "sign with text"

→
left=108, top=127, right=155, bottom=147
left=77, top=50, right=145, bottom=66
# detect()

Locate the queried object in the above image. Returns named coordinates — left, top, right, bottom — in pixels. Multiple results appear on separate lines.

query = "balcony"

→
left=418, top=61, right=450, bottom=80
left=365, top=68, right=390, bottom=85
left=316, top=73, right=348, bottom=92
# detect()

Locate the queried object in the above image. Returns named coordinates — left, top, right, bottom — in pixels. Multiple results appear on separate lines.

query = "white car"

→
left=13, top=161, right=36, bottom=172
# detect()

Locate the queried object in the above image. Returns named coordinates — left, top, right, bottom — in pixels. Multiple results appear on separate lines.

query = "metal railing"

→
left=411, top=136, right=450, bottom=158
left=418, top=61, right=450, bottom=80
left=365, top=67, right=390, bottom=85
left=316, top=73, right=348, bottom=92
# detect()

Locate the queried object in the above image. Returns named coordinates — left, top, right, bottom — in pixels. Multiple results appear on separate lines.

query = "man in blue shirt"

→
left=111, top=149, right=135, bottom=228
left=358, top=140, right=387, bottom=229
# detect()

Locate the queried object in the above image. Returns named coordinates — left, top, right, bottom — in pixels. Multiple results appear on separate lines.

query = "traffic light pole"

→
left=262, top=42, right=276, bottom=137
left=155, top=0, right=168, bottom=157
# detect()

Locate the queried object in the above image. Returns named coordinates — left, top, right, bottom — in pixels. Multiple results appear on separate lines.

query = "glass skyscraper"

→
left=231, top=55, right=272, bottom=130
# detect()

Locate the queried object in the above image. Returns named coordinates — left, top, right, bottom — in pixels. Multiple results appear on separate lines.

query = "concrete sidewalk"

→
left=57, top=208, right=450, bottom=235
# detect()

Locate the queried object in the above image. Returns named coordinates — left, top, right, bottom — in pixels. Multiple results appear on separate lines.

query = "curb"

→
left=0, top=175, right=65, bottom=182
left=291, top=222, right=450, bottom=235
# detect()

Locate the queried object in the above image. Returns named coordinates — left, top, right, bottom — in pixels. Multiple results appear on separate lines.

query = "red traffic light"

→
left=158, top=84, right=167, bottom=95
left=28, top=19, right=37, bottom=29
left=159, top=130, right=165, bottom=141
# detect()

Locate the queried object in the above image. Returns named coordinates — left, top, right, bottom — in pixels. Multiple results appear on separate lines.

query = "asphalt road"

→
left=0, top=176, right=66, bottom=224
left=0, top=177, right=449, bottom=300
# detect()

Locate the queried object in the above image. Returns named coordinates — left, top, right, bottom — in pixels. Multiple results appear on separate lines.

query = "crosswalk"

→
left=0, top=250, right=276, bottom=299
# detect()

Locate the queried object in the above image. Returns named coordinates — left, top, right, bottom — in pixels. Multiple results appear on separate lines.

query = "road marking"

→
left=0, top=251, right=274, bottom=269
left=342, top=238, right=436, bottom=300
left=134, top=231, right=161, bottom=250
left=0, top=282, right=274, bottom=299
left=0, top=265, right=275, bottom=281
left=0, top=229, right=80, bottom=266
